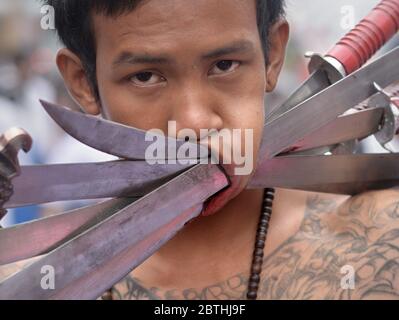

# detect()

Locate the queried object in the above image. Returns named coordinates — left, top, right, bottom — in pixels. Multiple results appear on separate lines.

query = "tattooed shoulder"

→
left=108, top=187, right=399, bottom=300
left=259, top=187, right=399, bottom=299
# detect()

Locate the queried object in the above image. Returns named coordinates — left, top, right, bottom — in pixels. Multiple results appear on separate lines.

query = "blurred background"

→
left=0, top=0, right=397, bottom=226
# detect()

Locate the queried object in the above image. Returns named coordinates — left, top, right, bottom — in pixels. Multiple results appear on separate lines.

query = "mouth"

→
left=195, top=129, right=256, bottom=216
left=200, top=163, right=251, bottom=217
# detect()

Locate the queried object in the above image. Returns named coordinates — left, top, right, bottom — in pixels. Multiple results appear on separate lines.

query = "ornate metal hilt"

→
left=0, top=128, right=32, bottom=221
left=371, top=83, right=399, bottom=153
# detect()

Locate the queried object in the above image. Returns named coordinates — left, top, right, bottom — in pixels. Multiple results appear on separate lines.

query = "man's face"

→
left=94, top=0, right=266, bottom=132
left=59, top=0, right=288, bottom=215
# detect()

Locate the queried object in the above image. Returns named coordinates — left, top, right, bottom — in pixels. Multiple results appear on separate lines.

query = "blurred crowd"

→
left=0, top=0, right=395, bottom=226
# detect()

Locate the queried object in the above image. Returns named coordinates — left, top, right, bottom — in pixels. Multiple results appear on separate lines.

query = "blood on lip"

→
left=200, top=171, right=246, bottom=217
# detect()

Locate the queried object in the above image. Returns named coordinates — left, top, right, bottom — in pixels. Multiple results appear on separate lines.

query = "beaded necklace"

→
left=246, top=188, right=275, bottom=300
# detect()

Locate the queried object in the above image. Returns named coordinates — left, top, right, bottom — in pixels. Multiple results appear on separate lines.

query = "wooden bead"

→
left=257, top=234, right=266, bottom=241
left=247, top=291, right=257, bottom=300
left=263, top=207, right=272, bottom=214
left=248, top=282, right=259, bottom=289
left=258, top=230, right=267, bottom=237
left=250, top=274, right=260, bottom=282
left=253, top=256, right=263, bottom=264
left=254, top=248, right=264, bottom=256
left=260, top=218, right=269, bottom=225
left=251, top=263, right=262, bottom=274
left=255, top=241, right=265, bottom=249
left=261, top=211, right=271, bottom=218
left=256, top=239, right=266, bottom=246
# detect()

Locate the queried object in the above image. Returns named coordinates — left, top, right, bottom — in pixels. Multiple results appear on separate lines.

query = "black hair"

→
left=43, top=0, right=285, bottom=98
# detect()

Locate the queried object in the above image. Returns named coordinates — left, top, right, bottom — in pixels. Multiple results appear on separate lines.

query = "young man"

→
left=2, top=0, right=399, bottom=300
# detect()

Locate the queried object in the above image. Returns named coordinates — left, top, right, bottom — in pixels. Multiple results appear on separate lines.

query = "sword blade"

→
left=285, top=180, right=399, bottom=195
left=266, top=69, right=331, bottom=123
left=259, top=46, right=399, bottom=160
left=249, top=153, right=399, bottom=195
left=5, top=161, right=192, bottom=208
left=2, top=151, right=398, bottom=268
left=0, top=198, right=135, bottom=265
left=282, top=107, right=384, bottom=153
left=0, top=164, right=228, bottom=300
left=40, top=100, right=208, bottom=160
left=3, top=107, right=384, bottom=209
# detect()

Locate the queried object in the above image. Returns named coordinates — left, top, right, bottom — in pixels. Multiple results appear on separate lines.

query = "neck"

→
left=159, top=188, right=264, bottom=259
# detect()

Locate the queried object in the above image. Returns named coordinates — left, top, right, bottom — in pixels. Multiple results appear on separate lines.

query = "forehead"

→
left=92, top=0, right=260, bottom=56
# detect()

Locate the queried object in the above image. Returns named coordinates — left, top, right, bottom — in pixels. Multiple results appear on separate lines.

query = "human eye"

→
left=209, top=60, right=241, bottom=76
left=129, top=71, right=166, bottom=87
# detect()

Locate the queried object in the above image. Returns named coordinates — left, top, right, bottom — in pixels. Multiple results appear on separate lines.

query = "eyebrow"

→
left=112, top=40, right=255, bottom=67
left=113, top=52, right=172, bottom=66
left=201, top=40, right=255, bottom=60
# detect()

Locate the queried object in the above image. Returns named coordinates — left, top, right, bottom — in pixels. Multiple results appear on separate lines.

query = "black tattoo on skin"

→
left=111, top=273, right=249, bottom=300
left=111, top=276, right=160, bottom=300
left=109, top=189, right=399, bottom=300
left=259, top=190, right=399, bottom=299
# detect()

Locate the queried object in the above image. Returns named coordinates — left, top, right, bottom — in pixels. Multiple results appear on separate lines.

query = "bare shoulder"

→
left=258, top=187, right=399, bottom=300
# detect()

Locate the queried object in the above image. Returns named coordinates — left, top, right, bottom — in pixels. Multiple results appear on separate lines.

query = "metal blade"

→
left=0, top=198, right=136, bottom=265
left=2, top=152, right=397, bottom=268
left=259, top=46, right=399, bottom=160
left=2, top=106, right=385, bottom=209
left=279, top=107, right=384, bottom=153
left=40, top=100, right=208, bottom=161
left=266, top=69, right=331, bottom=123
left=0, top=164, right=228, bottom=300
left=2, top=107, right=384, bottom=208
left=286, top=180, right=399, bottom=195
left=5, top=106, right=383, bottom=207
left=5, top=161, right=192, bottom=208
left=249, top=153, right=399, bottom=195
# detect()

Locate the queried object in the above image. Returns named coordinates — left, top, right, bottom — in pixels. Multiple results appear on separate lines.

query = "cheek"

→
left=96, top=76, right=171, bottom=132
left=227, top=95, right=265, bottom=159
left=223, top=70, right=265, bottom=134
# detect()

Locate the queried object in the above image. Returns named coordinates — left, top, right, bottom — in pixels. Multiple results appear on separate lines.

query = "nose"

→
left=169, top=83, right=224, bottom=141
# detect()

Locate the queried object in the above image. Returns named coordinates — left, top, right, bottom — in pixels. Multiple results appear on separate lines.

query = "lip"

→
left=200, top=163, right=249, bottom=216
left=196, top=130, right=255, bottom=216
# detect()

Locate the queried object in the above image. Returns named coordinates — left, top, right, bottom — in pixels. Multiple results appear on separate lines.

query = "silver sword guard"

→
left=0, top=128, right=33, bottom=220
left=371, top=82, right=399, bottom=153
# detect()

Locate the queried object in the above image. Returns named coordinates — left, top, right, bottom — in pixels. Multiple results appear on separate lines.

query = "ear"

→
left=265, top=20, right=290, bottom=92
left=56, top=48, right=100, bottom=115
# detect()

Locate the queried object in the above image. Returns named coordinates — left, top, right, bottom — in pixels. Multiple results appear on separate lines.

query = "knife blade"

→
left=279, top=106, right=384, bottom=153
left=267, top=0, right=399, bottom=122
left=5, top=160, right=193, bottom=208
left=4, top=151, right=399, bottom=266
left=259, top=46, right=399, bottom=161
left=0, top=163, right=229, bottom=300
left=0, top=198, right=135, bottom=266
left=3, top=106, right=385, bottom=209
left=266, top=68, right=334, bottom=123
left=249, top=153, right=399, bottom=195
left=41, top=100, right=209, bottom=161
left=39, top=48, right=399, bottom=170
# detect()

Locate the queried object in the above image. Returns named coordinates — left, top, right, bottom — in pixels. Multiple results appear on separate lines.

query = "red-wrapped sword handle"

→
left=326, top=0, right=399, bottom=75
